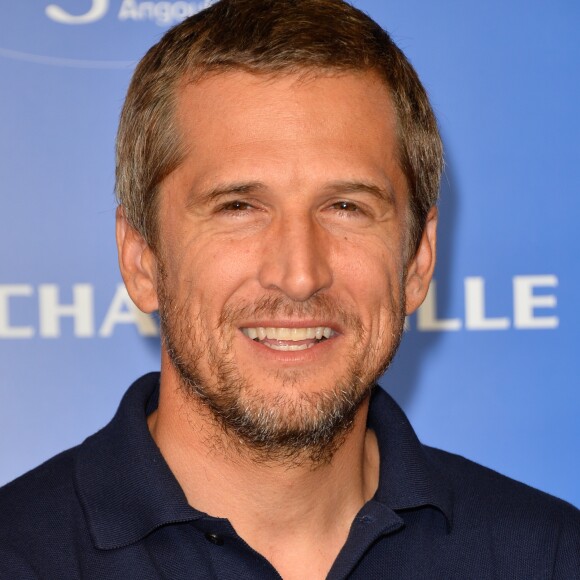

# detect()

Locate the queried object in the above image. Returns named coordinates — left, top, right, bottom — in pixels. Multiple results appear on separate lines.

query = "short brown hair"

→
left=116, top=0, right=442, bottom=254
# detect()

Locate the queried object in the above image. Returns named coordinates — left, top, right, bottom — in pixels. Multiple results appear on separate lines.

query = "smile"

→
left=241, top=326, right=336, bottom=351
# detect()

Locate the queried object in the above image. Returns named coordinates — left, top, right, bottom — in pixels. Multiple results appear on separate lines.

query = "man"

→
left=1, top=0, right=578, bottom=578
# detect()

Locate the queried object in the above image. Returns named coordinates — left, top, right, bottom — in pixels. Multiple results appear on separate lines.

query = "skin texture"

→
left=117, top=70, right=437, bottom=579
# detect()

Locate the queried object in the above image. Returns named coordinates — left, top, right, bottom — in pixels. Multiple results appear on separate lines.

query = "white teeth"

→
left=241, top=326, right=335, bottom=343
left=268, top=343, right=315, bottom=351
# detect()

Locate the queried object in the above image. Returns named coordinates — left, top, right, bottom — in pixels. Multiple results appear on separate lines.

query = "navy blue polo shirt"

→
left=1, top=372, right=579, bottom=579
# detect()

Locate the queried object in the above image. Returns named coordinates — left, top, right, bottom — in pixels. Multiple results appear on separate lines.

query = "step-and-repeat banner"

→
left=1, top=1, right=578, bottom=507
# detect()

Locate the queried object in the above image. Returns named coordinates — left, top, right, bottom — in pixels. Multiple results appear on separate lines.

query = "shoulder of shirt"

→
left=422, top=443, right=580, bottom=531
left=0, top=443, right=83, bottom=570
left=0, top=443, right=79, bottom=510
left=421, top=445, right=580, bottom=576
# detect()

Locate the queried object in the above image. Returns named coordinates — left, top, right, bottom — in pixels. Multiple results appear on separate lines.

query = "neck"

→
left=148, top=363, right=380, bottom=579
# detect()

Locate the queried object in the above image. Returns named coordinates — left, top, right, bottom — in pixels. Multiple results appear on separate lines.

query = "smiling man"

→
left=1, top=0, right=579, bottom=578
left=132, top=70, right=420, bottom=473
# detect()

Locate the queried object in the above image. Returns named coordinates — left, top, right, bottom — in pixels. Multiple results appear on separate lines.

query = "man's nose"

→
left=257, top=213, right=333, bottom=302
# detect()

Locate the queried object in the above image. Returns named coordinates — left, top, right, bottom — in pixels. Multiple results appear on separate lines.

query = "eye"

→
left=332, top=201, right=360, bottom=213
left=219, top=200, right=252, bottom=212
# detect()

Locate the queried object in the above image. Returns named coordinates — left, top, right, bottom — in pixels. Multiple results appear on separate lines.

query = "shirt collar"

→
left=75, top=373, right=453, bottom=550
left=368, top=387, right=454, bottom=530
left=75, top=373, right=200, bottom=550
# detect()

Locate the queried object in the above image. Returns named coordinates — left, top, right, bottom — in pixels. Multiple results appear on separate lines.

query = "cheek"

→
left=334, top=240, right=405, bottom=339
left=337, top=236, right=404, bottom=295
left=170, top=238, right=258, bottom=308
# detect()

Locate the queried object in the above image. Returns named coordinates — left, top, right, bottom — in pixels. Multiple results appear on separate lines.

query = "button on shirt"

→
left=1, top=373, right=579, bottom=579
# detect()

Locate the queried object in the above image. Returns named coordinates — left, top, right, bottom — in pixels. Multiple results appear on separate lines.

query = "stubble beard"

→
left=158, top=274, right=406, bottom=467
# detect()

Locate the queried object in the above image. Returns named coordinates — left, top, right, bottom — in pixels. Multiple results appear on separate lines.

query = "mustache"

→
left=218, top=294, right=363, bottom=333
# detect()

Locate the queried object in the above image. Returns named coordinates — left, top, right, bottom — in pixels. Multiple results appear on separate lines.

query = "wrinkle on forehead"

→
left=175, top=69, right=399, bottom=149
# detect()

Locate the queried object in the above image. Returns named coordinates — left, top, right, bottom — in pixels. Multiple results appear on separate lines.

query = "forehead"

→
left=175, top=69, right=397, bottom=141
left=169, top=69, right=406, bottom=201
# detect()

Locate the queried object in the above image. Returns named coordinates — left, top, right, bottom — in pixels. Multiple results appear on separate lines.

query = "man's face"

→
left=131, top=71, right=435, bottom=462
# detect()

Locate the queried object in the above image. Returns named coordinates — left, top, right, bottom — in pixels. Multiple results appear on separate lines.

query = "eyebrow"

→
left=188, top=181, right=266, bottom=207
left=190, top=179, right=396, bottom=206
left=191, top=181, right=266, bottom=202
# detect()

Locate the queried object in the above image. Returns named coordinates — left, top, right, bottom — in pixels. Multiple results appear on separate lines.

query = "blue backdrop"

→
left=1, top=1, right=578, bottom=508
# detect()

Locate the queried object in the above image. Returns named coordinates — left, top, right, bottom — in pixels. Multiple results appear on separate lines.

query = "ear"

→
left=404, top=206, right=437, bottom=315
left=116, top=206, right=159, bottom=313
